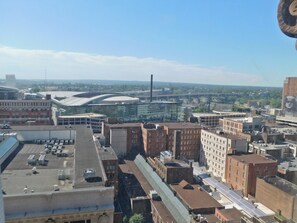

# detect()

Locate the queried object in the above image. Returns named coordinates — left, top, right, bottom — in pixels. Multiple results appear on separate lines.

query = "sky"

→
left=0, top=0, right=296, bottom=87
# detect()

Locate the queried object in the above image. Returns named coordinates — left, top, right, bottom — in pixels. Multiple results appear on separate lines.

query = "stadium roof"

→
left=39, top=91, right=139, bottom=107
left=0, top=86, right=18, bottom=92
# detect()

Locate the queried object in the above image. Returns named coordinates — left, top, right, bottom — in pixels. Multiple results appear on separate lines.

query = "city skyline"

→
left=0, top=0, right=296, bottom=87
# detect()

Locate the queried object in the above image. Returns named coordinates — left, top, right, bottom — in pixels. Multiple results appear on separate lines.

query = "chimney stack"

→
left=150, top=74, right=153, bottom=102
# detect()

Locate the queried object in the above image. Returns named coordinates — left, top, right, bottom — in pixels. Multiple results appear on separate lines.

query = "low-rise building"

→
left=249, top=142, right=293, bottom=160
left=215, top=208, right=244, bottom=222
left=278, top=158, right=297, bottom=185
left=170, top=180, right=223, bottom=215
left=192, top=112, right=246, bottom=127
left=134, top=154, right=220, bottom=223
left=147, top=152, right=193, bottom=184
left=119, top=159, right=176, bottom=223
left=0, top=99, right=52, bottom=125
left=225, top=154, right=278, bottom=196
left=102, top=123, right=143, bottom=157
left=98, top=146, right=118, bottom=194
left=57, top=112, right=106, bottom=133
left=222, top=116, right=263, bottom=135
left=256, top=176, right=297, bottom=222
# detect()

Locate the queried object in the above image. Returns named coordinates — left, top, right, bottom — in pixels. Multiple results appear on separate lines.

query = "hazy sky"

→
left=0, top=0, right=296, bottom=86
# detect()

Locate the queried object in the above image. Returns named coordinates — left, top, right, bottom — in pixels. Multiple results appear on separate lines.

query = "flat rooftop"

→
left=105, top=123, right=142, bottom=128
left=250, top=142, right=289, bottom=151
left=98, top=146, right=118, bottom=161
left=263, top=176, right=297, bottom=196
left=170, top=180, right=223, bottom=210
left=1, top=126, right=106, bottom=195
left=223, top=116, right=262, bottom=123
left=216, top=208, right=244, bottom=220
left=2, top=143, right=75, bottom=194
left=202, top=129, right=247, bottom=141
left=73, top=127, right=105, bottom=189
left=155, top=158, right=191, bottom=169
left=229, top=154, right=277, bottom=164
left=163, top=122, right=202, bottom=129
left=58, top=113, right=106, bottom=119
left=192, top=112, right=246, bottom=117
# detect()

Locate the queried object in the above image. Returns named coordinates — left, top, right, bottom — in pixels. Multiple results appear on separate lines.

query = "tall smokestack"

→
left=150, top=74, right=153, bottom=102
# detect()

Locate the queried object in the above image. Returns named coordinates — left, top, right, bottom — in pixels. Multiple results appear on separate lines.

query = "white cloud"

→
left=0, top=45, right=263, bottom=85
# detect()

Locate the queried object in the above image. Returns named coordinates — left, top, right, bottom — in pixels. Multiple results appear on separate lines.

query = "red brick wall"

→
left=225, top=156, right=277, bottom=196
left=256, top=178, right=294, bottom=220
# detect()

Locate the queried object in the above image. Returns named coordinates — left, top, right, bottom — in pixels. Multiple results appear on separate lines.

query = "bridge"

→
left=136, top=92, right=244, bottom=102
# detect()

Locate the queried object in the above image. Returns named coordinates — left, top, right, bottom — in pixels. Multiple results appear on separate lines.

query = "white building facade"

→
left=200, top=129, right=248, bottom=180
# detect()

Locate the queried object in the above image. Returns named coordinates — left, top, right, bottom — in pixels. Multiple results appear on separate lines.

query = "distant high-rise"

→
left=5, top=74, right=16, bottom=88
left=282, top=77, right=297, bottom=116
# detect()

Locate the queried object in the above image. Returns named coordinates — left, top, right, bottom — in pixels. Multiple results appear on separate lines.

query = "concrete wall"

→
left=110, top=129, right=127, bottom=156
left=16, top=130, right=76, bottom=141
left=230, top=138, right=248, bottom=153
left=4, top=187, right=114, bottom=222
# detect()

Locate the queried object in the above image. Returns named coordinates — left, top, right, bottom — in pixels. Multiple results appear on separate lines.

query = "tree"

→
left=129, top=213, right=144, bottom=223
left=123, top=215, right=129, bottom=223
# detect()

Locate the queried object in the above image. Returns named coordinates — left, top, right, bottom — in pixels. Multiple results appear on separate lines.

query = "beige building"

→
left=200, top=129, right=248, bottom=180
left=57, top=113, right=106, bottom=133
left=222, top=116, right=263, bottom=135
left=192, top=112, right=246, bottom=127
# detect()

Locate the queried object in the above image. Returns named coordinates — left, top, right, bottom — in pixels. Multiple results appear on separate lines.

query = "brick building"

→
left=102, top=123, right=143, bottom=157
left=170, top=180, right=223, bottom=215
left=119, top=160, right=176, bottom=223
left=225, top=154, right=277, bottom=196
left=163, top=123, right=201, bottom=161
left=0, top=99, right=52, bottom=125
left=200, top=129, right=248, bottom=180
left=222, top=116, right=263, bottom=135
left=147, top=153, right=193, bottom=184
left=98, top=146, right=118, bottom=194
left=141, top=123, right=167, bottom=157
left=256, top=176, right=297, bottom=222
left=103, top=122, right=202, bottom=160
left=215, top=208, right=244, bottom=222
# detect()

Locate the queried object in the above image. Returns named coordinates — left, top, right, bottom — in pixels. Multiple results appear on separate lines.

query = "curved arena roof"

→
left=39, top=91, right=140, bottom=106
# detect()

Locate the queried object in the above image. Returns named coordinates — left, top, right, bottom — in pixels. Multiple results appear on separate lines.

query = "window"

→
left=64, top=220, right=91, bottom=223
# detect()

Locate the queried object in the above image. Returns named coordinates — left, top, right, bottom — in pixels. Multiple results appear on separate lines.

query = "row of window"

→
left=0, top=115, right=49, bottom=119
left=0, top=101, right=50, bottom=107
left=64, top=220, right=91, bottom=223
